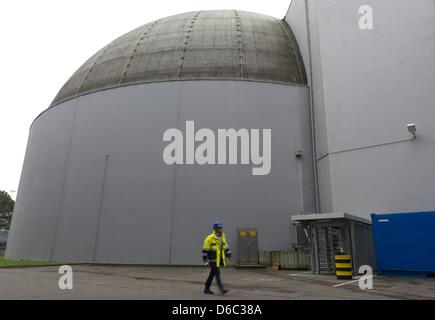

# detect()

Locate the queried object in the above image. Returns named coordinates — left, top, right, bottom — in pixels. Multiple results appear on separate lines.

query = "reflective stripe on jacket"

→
left=202, top=232, right=231, bottom=267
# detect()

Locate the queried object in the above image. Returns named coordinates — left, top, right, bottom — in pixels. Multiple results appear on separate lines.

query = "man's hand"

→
left=202, top=255, right=208, bottom=263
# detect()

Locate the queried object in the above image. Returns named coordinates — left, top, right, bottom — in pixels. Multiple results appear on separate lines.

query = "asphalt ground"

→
left=0, top=265, right=434, bottom=300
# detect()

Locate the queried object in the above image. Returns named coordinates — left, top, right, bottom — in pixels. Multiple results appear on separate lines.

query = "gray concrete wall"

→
left=7, top=80, right=314, bottom=264
left=285, top=0, right=310, bottom=83
left=287, top=0, right=435, bottom=217
left=285, top=0, right=332, bottom=212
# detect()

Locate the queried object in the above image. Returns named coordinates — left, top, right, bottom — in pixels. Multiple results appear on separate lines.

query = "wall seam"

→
left=178, top=11, right=202, bottom=78
left=49, top=99, right=79, bottom=261
left=119, top=20, right=161, bottom=85
left=93, top=154, right=109, bottom=262
left=168, top=83, right=183, bottom=264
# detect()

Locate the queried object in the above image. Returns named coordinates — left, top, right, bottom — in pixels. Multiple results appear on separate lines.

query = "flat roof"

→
left=291, top=212, right=371, bottom=225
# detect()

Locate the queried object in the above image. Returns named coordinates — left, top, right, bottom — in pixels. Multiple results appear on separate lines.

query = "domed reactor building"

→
left=6, top=1, right=435, bottom=264
left=6, top=10, right=315, bottom=263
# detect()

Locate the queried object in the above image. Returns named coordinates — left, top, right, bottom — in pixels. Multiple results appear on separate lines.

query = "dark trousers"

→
left=205, top=262, right=223, bottom=290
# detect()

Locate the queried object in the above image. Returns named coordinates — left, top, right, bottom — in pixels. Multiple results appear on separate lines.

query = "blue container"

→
left=371, top=211, right=435, bottom=277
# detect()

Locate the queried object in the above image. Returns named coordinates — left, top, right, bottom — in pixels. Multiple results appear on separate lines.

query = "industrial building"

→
left=6, top=0, right=435, bottom=265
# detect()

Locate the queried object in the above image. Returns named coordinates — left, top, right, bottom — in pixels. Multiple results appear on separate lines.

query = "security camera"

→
left=407, top=124, right=416, bottom=138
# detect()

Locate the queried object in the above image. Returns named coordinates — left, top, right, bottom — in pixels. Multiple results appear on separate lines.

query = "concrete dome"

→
left=52, top=10, right=306, bottom=106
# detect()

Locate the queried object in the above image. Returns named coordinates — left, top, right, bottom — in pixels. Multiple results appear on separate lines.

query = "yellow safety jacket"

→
left=202, top=232, right=231, bottom=267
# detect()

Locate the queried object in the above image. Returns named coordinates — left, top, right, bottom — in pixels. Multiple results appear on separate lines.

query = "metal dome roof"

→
left=51, top=10, right=307, bottom=106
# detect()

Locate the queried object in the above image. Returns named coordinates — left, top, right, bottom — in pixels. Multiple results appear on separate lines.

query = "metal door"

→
left=237, top=227, right=259, bottom=265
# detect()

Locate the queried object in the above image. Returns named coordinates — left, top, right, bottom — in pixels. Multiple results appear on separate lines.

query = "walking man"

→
left=202, top=221, right=231, bottom=294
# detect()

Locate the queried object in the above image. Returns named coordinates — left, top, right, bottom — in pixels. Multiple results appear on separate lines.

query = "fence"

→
left=259, top=250, right=309, bottom=270
left=0, top=231, right=9, bottom=256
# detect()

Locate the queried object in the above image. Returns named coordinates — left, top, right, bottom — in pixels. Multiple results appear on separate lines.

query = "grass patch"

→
left=0, top=256, right=62, bottom=268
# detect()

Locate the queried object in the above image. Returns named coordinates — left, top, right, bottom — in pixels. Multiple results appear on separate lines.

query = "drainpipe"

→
left=305, top=0, right=321, bottom=213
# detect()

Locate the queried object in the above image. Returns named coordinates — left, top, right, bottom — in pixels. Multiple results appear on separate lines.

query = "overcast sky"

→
left=0, top=0, right=292, bottom=199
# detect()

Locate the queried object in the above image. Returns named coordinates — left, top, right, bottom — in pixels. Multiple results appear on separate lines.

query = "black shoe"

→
left=220, top=288, right=229, bottom=294
left=204, top=289, right=214, bottom=294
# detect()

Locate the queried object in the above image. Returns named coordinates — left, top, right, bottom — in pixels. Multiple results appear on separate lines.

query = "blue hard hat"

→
left=213, top=221, right=223, bottom=229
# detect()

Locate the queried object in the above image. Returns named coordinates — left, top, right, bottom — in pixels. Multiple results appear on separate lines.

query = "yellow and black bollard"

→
left=335, top=255, right=353, bottom=280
